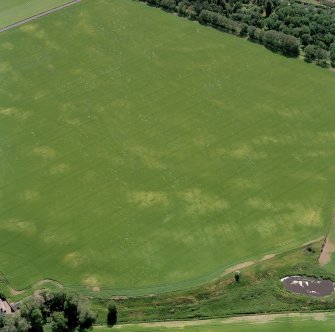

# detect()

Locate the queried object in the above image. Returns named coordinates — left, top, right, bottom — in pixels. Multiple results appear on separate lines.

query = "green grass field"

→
left=0, top=0, right=73, bottom=29
left=94, top=313, right=335, bottom=332
left=1, top=0, right=335, bottom=294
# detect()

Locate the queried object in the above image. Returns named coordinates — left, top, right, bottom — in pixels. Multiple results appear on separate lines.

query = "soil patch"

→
left=222, top=261, right=254, bottom=276
left=260, top=254, right=275, bottom=261
left=319, top=236, right=335, bottom=266
left=282, top=276, right=334, bottom=297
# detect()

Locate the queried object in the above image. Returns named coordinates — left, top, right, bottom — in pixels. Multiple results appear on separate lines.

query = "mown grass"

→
left=94, top=313, right=335, bottom=331
left=0, top=0, right=335, bottom=294
left=0, top=0, right=73, bottom=29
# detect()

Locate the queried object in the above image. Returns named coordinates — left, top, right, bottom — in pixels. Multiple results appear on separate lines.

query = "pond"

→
left=281, top=276, right=334, bottom=297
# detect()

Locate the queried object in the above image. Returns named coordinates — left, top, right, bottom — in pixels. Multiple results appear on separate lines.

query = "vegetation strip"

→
left=0, top=0, right=81, bottom=33
left=95, top=312, right=335, bottom=329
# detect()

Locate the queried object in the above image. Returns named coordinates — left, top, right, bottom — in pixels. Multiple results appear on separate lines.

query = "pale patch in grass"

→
left=171, top=231, right=195, bottom=245
left=0, top=107, right=30, bottom=120
left=179, top=189, right=229, bottom=216
left=293, top=171, right=328, bottom=182
left=21, top=190, right=39, bottom=201
left=299, top=208, right=321, bottom=226
left=230, top=144, right=267, bottom=160
left=316, top=131, right=335, bottom=143
left=305, top=151, right=332, bottom=158
left=256, top=219, right=279, bottom=237
left=256, top=205, right=321, bottom=238
left=246, top=197, right=275, bottom=211
left=0, top=62, right=11, bottom=73
left=63, top=252, right=86, bottom=267
left=128, top=145, right=166, bottom=169
left=34, top=29, right=46, bottom=39
left=0, top=219, right=36, bottom=236
left=252, top=135, right=278, bottom=145
left=0, top=107, right=17, bottom=116
left=221, top=223, right=238, bottom=238
left=2, top=42, right=14, bottom=50
left=64, top=118, right=81, bottom=126
left=82, top=275, right=100, bottom=288
left=276, top=107, right=301, bottom=118
left=232, top=177, right=257, bottom=189
left=82, top=170, right=97, bottom=183
left=77, top=18, right=95, bottom=35
left=50, top=163, right=70, bottom=175
left=19, top=24, right=38, bottom=33
left=128, top=191, right=168, bottom=208
left=34, top=90, right=47, bottom=100
left=32, top=146, right=56, bottom=159
left=46, top=40, right=60, bottom=50
left=216, top=145, right=266, bottom=160
left=41, top=231, right=75, bottom=245
left=193, top=134, right=216, bottom=148
left=61, top=102, right=76, bottom=112
left=111, top=99, right=132, bottom=109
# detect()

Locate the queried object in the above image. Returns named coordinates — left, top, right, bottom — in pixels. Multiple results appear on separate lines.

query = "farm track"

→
left=0, top=0, right=81, bottom=33
left=0, top=272, right=63, bottom=296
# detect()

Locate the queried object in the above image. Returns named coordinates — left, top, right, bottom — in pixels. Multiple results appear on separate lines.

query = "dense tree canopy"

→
left=1, top=291, right=96, bottom=332
left=140, top=0, right=335, bottom=65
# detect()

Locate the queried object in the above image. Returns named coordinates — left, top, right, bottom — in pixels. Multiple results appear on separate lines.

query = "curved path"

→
left=0, top=0, right=81, bottom=33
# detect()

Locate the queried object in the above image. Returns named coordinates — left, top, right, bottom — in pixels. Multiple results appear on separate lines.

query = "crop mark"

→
left=0, top=219, right=36, bottom=236
left=50, top=163, right=71, bottom=175
left=22, top=189, right=39, bottom=201
left=63, top=252, right=86, bottom=267
left=32, top=146, right=56, bottom=159
left=179, top=189, right=229, bottom=216
left=128, top=191, right=168, bottom=208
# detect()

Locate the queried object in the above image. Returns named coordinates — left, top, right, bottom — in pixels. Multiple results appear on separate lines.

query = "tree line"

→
left=0, top=290, right=118, bottom=331
left=141, top=0, right=335, bottom=67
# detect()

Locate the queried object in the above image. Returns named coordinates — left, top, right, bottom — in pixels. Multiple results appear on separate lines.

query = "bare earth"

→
left=319, top=236, right=335, bottom=266
left=222, top=261, right=254, bottom=276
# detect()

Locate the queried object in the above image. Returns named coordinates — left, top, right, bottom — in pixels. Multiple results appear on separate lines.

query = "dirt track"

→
left=0, top=0, right=81, bottom=33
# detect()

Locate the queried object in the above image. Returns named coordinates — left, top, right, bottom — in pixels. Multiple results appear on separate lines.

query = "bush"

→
left=107, top=301, right=117, bottom=326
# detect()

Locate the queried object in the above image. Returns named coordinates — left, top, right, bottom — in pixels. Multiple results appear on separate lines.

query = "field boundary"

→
left=0, top=0, right=81, bottom=33
left=94, top=311, right=335, bottom=329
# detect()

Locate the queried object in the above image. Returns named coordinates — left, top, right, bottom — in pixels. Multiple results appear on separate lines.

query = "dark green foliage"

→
left=20, top=298, right=44, bottom=332
left=1, top=315, right=31, bottom=332
left=107, top=301, right=118, bottom=326
left=315, top=47, right=329, bottom=65
left=160, top=0, right=176, bottom=11
left=2, top=291, right=96, bottom=332
left=138, top=0, right=335, bottom=61
left=330, top=42, right=335, bottom=67
left=234, top=271, right=240, bottom=283
left=304, top=44, right=316, bottom=62
left=50, top=312, right=68, bottom=332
